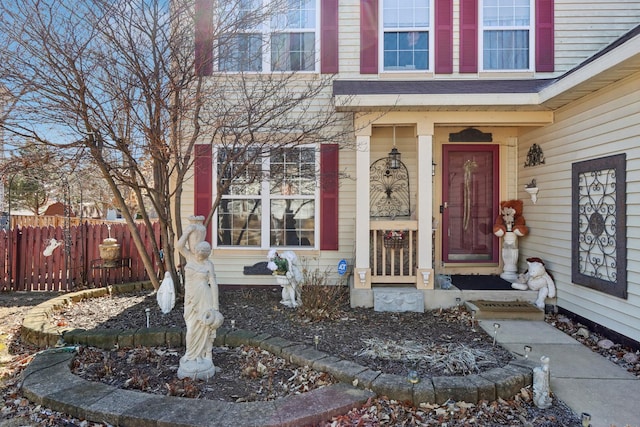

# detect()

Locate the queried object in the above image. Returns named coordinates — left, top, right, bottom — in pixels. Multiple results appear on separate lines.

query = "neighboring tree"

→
left=7, top=174, right=48, bottom=215
left=1, top=140, right=56, bottom=215
left=0, top=0, right=353, bottom=291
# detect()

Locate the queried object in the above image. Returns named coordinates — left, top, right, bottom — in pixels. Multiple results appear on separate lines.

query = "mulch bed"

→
left=0, top=286, right=586, bottom=425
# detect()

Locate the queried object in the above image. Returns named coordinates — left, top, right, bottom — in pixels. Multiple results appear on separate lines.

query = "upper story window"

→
left=218, top=0, right=317, bottom=72
left=382, top=0, right=432, bottom=72
left=216, top=145, right=318, bottom=248
left=481, top=0, right=532, bottom=70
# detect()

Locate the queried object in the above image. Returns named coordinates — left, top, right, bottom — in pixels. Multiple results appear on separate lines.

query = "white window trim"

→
left=479, top=0, right=535, bottom=72
left=212, top=144, right=320, bottom=250
left=379, top=0, right=434, bottom=74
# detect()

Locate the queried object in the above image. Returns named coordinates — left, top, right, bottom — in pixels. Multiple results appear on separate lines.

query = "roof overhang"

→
left=334, top=25, right=640, bottom=113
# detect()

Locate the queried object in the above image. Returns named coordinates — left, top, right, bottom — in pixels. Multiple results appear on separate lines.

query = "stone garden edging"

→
left=21, top=283, right=535, bottom=407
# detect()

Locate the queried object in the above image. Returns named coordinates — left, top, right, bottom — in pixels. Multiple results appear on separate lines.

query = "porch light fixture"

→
left=432, top=161, right=436, bottom=176
left=388, top=126, right=401, bottom=169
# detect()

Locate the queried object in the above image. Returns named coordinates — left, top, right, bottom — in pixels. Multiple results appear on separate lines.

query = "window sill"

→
left=380, top=71, right=434, bottom=79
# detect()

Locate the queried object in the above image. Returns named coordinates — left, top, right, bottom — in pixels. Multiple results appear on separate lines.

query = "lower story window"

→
left=216, top=145, right=317, bottom=248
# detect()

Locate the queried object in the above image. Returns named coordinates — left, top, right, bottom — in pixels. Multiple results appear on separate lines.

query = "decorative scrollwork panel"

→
left=369, top=158, right=410, bottom=219
left=572, top=154, right=627, bottom=298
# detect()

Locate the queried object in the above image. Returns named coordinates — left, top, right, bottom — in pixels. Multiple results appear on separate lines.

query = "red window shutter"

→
left=536, top=0, right=554, bottom=72
left=194, top=0, right=214, bottom=76
left=360, top=0, right=378, bottom=74
left=320, top=144, right=339, bottom=250
left=435, top=0, right=453, bottom=74
left=459, top=0, right=478, bottom=73
left=321, top=0, right=339, bottom=73
left=194, top=144, right=213, bottom=242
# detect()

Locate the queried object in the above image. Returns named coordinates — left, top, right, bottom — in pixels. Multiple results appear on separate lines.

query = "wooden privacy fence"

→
left=0, top=222, right=162, bottom=291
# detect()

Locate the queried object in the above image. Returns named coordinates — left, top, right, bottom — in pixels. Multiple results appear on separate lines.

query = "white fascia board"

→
left=334, top=92, right=541, bottom=109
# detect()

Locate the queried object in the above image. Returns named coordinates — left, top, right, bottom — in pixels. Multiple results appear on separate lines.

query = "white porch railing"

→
left=370, top=220, right=418, bottom=284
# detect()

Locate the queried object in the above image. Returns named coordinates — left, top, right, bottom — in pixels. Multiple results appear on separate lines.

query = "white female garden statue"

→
left=176, top=216, right=224, bottom=380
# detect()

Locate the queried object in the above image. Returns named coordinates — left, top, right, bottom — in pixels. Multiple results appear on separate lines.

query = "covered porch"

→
left=340, top=107, right=553, bottom=311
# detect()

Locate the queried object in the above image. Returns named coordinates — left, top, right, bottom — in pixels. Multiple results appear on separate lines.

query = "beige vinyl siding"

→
left=336, top=1, right=361, bottom=78
left=518, top=71, right=640, bottom=342
left=554, top=1, right=640, bottom=74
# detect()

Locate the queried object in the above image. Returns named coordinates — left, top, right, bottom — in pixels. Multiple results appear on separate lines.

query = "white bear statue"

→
left=512, top=257, right=556, bottom=309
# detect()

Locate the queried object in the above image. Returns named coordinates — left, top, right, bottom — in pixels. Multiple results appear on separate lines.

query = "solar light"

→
left=230, top=319, right=236, bottom=330
left=145, top=308, right=151, bottom=328
left=314, top=335, right=320, bottom=350
left=524, top=345, right=532, bottom=359
left=493, top=322, right=500, bottom=346
left=407, top=370, right=419, bottom=384
left=445, top=399, right=456, bottom=417
left=581, top=413, right=591, bottom=427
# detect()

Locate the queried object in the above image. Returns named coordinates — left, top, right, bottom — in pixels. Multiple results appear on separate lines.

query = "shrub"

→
left=296, top=267, right=347, bottom=322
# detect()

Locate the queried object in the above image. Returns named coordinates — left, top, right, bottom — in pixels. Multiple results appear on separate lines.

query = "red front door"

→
left=442, top=145, right=499, bottom=263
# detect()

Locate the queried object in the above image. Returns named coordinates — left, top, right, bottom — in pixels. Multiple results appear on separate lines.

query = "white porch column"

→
left=416, top=130, right=434, bottom=289
left=354, top=133, right=371, bottom=288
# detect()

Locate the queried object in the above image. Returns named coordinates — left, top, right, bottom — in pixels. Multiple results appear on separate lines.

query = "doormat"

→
left=451, top=275, right=512, bottom=290
left=467, top=300, right=544, bottom=320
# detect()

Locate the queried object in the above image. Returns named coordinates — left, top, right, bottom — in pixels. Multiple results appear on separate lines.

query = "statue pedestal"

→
left=178, top=357, right=217, bottom=381
left=500, top=231, right=519, bottom=282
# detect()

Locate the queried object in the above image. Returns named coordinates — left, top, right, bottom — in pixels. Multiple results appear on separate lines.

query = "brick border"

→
left=21, top=283, right=534, bottom=406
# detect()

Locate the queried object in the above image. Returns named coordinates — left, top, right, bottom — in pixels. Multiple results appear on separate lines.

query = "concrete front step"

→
left=373, top=287, right=424, bottom=312
left=464, top=300, right=545, bottom=321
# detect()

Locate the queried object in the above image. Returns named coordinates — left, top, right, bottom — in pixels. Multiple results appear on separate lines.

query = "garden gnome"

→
left=176, top=220, right=223, bottom=380
left=533, top=356, right=553, bottom=408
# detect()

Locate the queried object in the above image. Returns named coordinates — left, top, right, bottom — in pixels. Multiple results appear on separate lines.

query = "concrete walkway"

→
left=479, top=319, right=640, bottom=427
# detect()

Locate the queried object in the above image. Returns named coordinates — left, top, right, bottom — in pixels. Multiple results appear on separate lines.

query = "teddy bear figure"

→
left=493, top=199, right=528, bottom=237
left=512, top=257, right=556, bottom=309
